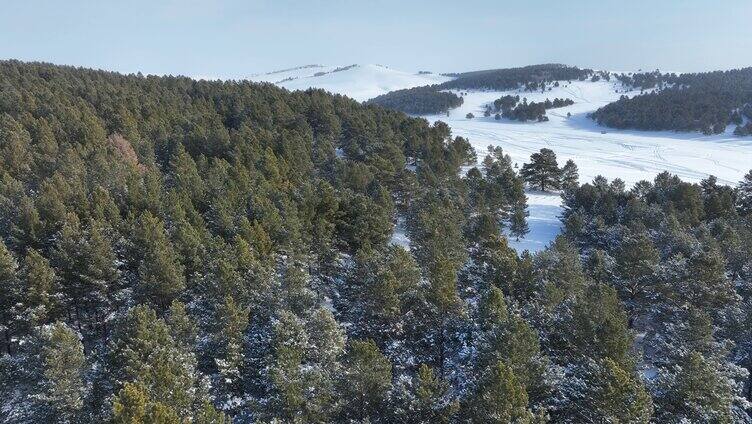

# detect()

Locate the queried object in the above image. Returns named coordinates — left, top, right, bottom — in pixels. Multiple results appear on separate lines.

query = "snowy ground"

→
left=390, top=216, right=410, bottom=249
left=252, top=65, right=752, bottom=252
left=422, top=79, right=752, bottom=252
left=249, top=64, right=451, bottom=102
left=504, top=192, right=563, bottom=252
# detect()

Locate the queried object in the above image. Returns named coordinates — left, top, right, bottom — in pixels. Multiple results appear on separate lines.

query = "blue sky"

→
left=2, top=0, right=749, bottom=78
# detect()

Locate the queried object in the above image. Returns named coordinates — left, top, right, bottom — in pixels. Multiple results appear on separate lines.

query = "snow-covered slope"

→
left=248, top=65, right=338, bottom=84
left=253, top=66, right=752, bottom=252
left=422, top=79, right=752, bottom=251
left=251, top=64, right=452, bottom=102
left=431, top=79, right=752, bottom=187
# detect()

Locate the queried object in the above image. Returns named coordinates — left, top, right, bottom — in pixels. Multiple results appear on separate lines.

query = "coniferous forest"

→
left=441, top=64, right=592, bottom=91
left=365, top=85, right=464, bottom=115
left=1, top=60, right=752, bottom=423
left=591, top=68, right=752, bottom=135
left=488, top=96, right=574, bottom=122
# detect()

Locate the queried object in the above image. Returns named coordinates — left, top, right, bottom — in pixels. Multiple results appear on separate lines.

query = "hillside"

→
left=1, top=60, right=751, bottom=423
left=0, top=59, right=477, bottom=422
left=591, top=68, right=752, bottom=135
left=442, top=63, right=593, bottom=91
left=368, top=64, right=593, bottom=114
left=250, top=63, right=452, bottom=101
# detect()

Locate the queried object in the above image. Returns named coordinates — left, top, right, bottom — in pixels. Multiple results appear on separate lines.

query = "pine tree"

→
left=656, top=351, right=734, bottom=423
left=567, top=284, right=634, bottom=368
left=165, top=300, right=196, bottom=349
left=0, top=113, right=33, bottom=181
left=266, top=309, right=340, bottom=422
left=340, top=339, right=393, bottom=422
left=559, top=159, right=579, bottom=189
left=194, top=400, right=230, bottom=424
left=112, top=382, right=151, bottom=423
left=591, top=358, right=653, bottom=422
left=307, top=307, right=346, bottom=370
left=0, top=240, right=20, bottom=353
left=339, top=248, right=409, bottom=346
left=169, top=143, right=206, bottom=205
left=475, top=287, right=551, bottom=406
left=109, top=305, right=203, bottom=420
left=614, top=232, right=659, bottom=320
left=12, top=195, right=43, bottom=250
left=213, top=295, right=249, bottom=397
left=462, top=360, right=535, bottom=423
left=509, top=202, right=530, bottom=241
left=736, top=170, right=752, bottom=216
left=201, top=243, right=247, bottom=306
left=469, top=232, right=519, bottom=298
left=22, top=248, right=57, bottom=326
left=40, top=322, right=87, bottom=421
left=520, top=148, right=560, bottom=191
left=52, top=215, right=118, bottom=340
left=681, top=247, right=736, bottom=311
left=264, top=310, right=306, bottom=418
left=112, top=382, right=182, bottom=424
left=410, top=364, right=458, bottom=423
left=30, top=117, right=59, bottom=178
left=557, top=358, right=652, bottom=423
left=478, top=286, right=509, bottom=329
left=426, top=257, right=464, bottom=376
left=134, top=211, right=185, bottom=310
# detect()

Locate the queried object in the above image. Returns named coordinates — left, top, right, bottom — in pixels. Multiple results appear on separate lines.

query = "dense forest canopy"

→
left=365, top=85, right=463, bottom=115
left=441, top=64, right=593, bottom=91
left=592, top=67, right=752, bottom=135
left=1, top=60, right=751, bottom=423
left=368, top=64, right=591, bottom=114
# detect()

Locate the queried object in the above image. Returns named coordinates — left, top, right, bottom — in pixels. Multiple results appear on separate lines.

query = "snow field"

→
left=251, top=64, right=452, bottom=102
left=252, top=65, right=752, bottom=252
left=423, top=79, right=752, bottom=251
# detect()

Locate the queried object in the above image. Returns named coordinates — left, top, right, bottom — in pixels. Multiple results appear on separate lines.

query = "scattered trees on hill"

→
left=494, top=95, right=520, bottom=113
left=491, top=96, right=574, bottom=122
left=370, top=64, right=587, bottom=115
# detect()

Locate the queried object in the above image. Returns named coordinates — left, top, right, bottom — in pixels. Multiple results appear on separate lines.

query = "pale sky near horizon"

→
left=2, top=0, right=750, bottom=78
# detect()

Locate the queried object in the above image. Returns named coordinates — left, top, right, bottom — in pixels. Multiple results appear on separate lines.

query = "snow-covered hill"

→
left=253, top=66, right=752, bottom=252
left=250, top=64, right=452, bottom=102
left=422, top=79, right=752, bottom=251
left=432, top=79, right=751, bottom=187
